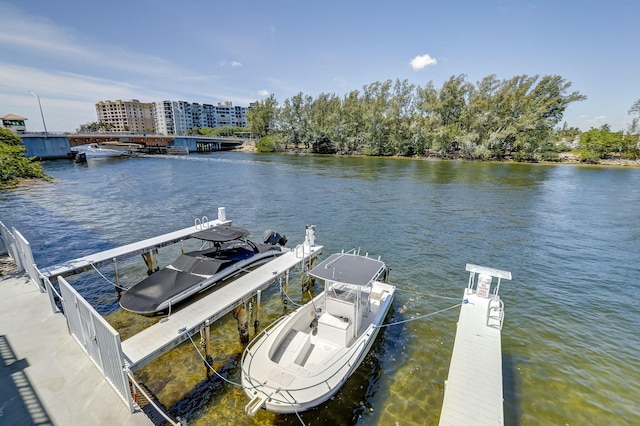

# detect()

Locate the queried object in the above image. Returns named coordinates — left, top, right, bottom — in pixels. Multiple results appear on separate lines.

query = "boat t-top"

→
left=119, top=225, right=287, bottom=315
left=241, top=250, right=396, bottom=415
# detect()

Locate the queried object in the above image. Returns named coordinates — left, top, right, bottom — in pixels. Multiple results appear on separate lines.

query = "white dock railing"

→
left=0, top=221, right=41, bottom=290
left=58, top=275, right=134, bottom=412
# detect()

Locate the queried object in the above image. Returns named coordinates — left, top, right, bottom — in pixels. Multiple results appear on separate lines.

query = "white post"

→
left=28, top=91, right=48, bottom=137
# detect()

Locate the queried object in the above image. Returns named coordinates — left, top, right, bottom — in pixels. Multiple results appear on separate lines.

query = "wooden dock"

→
left=122, top=243, right=323, bottom=371
left=439, top=264, right=511, bottom=426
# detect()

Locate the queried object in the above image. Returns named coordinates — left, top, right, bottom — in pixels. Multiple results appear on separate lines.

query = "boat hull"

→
left=241, top=280, right=395, bottom=414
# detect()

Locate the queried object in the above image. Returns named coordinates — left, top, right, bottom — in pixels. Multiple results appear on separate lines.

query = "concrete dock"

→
left=0, top=263, right=152, bottom=425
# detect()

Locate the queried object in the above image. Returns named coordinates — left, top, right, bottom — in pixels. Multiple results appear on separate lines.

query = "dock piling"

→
left=233, top=303, right=250, bottom=344
left=254, top=290, right=261, bottom=333
left=141, top=249, right=159, bottom=275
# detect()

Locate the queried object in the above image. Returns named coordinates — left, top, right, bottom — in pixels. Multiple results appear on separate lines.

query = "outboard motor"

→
left=263, top=230, right=287, bottom=246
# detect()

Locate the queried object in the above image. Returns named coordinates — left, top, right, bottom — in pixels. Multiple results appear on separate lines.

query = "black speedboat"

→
left=119, top=225, right=287, bottom=315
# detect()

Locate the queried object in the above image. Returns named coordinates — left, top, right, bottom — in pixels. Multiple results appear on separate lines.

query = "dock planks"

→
left=40, top=218, right=229, bottom=279
left=439, top=290, right=504, bottom=426
left=122, top=244, right=322, bottom=371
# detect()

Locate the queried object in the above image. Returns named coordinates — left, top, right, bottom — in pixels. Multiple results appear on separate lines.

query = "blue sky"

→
left=1, top=0, right=638, bottom=132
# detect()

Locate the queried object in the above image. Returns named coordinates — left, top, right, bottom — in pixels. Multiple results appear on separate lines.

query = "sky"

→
left=1, top=0, right=638, bottom=133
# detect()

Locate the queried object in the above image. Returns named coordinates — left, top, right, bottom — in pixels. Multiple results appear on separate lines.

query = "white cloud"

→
left=231, top=61, right=243, bottom=67
left=410, top=54, right=437, bottom=71
left=257, top=90, right=270, bottom=96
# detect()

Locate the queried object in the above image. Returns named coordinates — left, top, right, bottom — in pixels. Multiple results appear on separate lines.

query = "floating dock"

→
left=439, top=264, right=512, bottom=426
left=122, top=243, right=322, bottom=371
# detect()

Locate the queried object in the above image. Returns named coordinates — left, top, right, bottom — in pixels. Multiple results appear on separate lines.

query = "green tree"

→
left=76, top=121, right=113, bottom=133
left=0, top=129, right=49, bottom=186
left=308, top=92, right=341, bottom=154
left=280, top=92, right=312, bottom=149
left=628, top=99, right=640, bottom=136
left=578, top=125, right=624, bottom=162
left=247, top=94, right=278, bottom=138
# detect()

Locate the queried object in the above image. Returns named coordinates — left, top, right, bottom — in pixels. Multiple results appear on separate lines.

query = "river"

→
left=1, top=152, right=638, bottom=425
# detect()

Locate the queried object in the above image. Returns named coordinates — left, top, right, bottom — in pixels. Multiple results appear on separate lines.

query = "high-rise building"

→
left=99, top=99, right=252, bottom=136
left=95, top=99, right=153, bottom=133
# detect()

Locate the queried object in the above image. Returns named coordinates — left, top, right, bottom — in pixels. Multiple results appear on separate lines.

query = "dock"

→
left=122, top=243, right=322, bottom=371
left=2, top=209, right=323, bottom=422
left=40, top=213, right=230, bottom=279
left=439, top=264, right=512, bottom=426
left=0, top=269, right=152, bottom=425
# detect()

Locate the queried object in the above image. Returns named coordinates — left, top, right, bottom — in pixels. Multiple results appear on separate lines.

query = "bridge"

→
left=20, top=133, right=249, bottom=159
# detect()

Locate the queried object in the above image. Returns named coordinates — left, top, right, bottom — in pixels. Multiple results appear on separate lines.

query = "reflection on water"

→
left=1, top=153, right=639, bottom=425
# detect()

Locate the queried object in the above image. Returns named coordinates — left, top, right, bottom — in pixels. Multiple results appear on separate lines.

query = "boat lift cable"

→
left=89, top=262, right=129, bottom=291
left=185, top=332, right=243, bottom=387
left=374, top=303, right=462, bottom=328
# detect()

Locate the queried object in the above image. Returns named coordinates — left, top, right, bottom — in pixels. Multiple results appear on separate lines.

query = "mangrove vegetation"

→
left=246, top=74, right=640, bottom=163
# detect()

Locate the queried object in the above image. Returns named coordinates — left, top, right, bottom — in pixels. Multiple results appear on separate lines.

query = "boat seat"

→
left=325, top=297, right=355, bottom=324
left=317, top=312, right=352, bottom=346
left=170, top=254, right=226, bottom=276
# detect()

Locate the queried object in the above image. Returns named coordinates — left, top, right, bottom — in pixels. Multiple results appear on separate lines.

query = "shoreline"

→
left=231, top=141, right=640, bottom=168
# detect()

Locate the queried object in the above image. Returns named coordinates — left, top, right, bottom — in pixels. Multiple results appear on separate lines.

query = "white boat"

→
left=241, top=250, right=395, bottom=415
left=76, top=143, right=129, bottom=158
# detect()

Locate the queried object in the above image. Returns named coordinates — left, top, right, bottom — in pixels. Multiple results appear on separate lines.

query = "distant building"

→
left=147, top=100, right=252, bottom=136
left=95, top=99, right=154, bottom=133
left=0, top=114, right=28, bottom=134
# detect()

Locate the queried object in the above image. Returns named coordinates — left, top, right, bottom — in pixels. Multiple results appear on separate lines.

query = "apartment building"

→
left=97, top=99, right=251, bottom=136
left=95, top=99, right=154, bottom=133
left=149, top=100, right=251, bottom=135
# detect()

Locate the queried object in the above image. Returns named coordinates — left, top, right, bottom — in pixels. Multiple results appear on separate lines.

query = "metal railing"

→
left=58, top=276, right=133, bottom=412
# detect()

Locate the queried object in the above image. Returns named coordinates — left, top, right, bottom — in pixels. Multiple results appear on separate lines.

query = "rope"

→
left=278, top=391, right=306, bottom=426
left=185, top=332, right=243, bottom=387
left=279, top=280, right=303, bottom=307
left=187, top=328, right=306, bottom=425
left=89, top=263, right=129, bottom=290
left=127, top=371, right=180, bottom=426
left=374, top=303, right=462, bottom=328
left=393, top=286, right=461, bottom=302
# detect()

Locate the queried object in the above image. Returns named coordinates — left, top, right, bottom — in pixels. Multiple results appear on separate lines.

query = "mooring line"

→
left=374, top=303, right=462, bottom=328
left=186, top=332, right=243, bottom=387
left=89, top=262, right=129, bottom=290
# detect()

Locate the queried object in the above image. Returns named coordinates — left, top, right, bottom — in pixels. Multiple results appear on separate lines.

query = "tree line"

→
left=246, top=74, right=640, bottom=162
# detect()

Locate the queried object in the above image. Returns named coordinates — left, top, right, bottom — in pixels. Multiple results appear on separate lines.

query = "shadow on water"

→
left=503, top=354, right=522, bottom=426
left=0, top=335, right=53, bottom=425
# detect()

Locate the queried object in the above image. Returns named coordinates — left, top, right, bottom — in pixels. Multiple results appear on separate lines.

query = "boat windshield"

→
left=325, top=280, right=359, bottom=304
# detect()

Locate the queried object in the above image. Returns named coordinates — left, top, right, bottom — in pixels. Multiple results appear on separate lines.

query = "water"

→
left=1, top=153, right=639, bottom=425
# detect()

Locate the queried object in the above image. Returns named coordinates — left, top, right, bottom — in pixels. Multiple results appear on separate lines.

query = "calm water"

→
left=1, top=153, right=639, bottom=425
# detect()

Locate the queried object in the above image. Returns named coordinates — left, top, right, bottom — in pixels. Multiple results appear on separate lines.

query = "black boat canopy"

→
left=310, top=253, right=386, bottom=287
left=190, top=225, right=250, bottom=242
